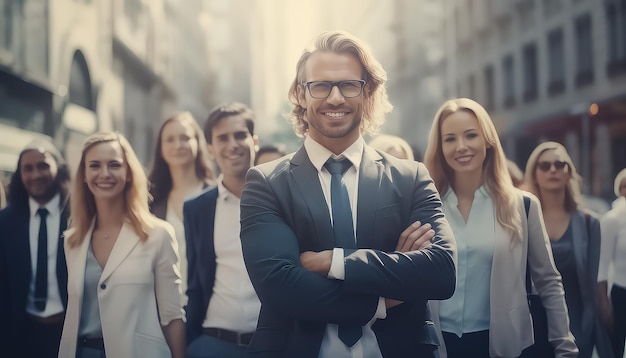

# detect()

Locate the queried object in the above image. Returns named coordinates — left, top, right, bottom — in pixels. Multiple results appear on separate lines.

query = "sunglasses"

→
left=537, top=160, right=568, bottom=172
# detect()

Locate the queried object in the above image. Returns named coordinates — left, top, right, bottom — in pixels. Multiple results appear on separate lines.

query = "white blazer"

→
left=432, top=191, right=578, bottom=358
left=58, top=219, right=183, bottom=358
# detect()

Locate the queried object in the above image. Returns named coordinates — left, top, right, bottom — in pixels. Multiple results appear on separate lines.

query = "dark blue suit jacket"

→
left=183, top=187, right=219, bottom=344
left=0, top=203, right=69, bottom=357
left=240, top=145, right=457, bottom=358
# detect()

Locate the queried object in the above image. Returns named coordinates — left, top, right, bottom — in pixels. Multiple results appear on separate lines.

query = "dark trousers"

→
left=611, top=284, right=626, bottom=358
left=23, top=316, right=64, bottom=358
left=442, top=330, right=490, bottom=358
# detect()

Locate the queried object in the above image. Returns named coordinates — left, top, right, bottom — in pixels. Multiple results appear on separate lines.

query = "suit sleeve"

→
left=183, top=200, right=202, bottom=344
left=153, top=223, right=185, bottom=326
left=526, top=194, right=578, bottom=357
left=342, top=163, right=457, bottom=301
left=240, top=163, right=456, bottom=325
left=241, top=167, right=379, bottom=326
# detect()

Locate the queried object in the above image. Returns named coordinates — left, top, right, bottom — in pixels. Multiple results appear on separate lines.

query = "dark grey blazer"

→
left=568, top=210, right=613, bottom=358
left=240, top=145, right=457, bottom=358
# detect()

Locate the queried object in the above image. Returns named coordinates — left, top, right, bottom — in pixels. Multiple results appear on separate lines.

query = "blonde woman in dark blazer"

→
left=424, top=98, right=577, bottom=357
left=59, top=132, right=185, bottom=358
left=524, top=141, right=612, bottom=358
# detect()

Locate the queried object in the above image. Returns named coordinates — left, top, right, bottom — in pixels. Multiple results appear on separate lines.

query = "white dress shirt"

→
left=599, top=205, right=626, bottom=287
left=203, top=176, right=261, bottom=332
left=26, top=193, right=64, bottom=317
left=304, top=135, right=385, bottom=358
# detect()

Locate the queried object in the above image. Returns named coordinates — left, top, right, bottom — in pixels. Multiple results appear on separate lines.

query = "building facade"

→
left=0, top=0, right=215, bottom=183
left=445, top=0, right=626, bottom=199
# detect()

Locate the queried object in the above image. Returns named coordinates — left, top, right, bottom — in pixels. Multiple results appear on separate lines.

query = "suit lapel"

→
left=356, top=146, right=383, bottom=248
left=16, top=211, right=32, bottom=281
left=70, top=222, right=93, bottom=303
left=99, top=222, right=140, bottom=283
left=290, top=147, right=334, bottom=250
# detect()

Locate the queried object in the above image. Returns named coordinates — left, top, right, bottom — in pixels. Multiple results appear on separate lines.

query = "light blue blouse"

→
left=439, top=186, right=495, bottom=336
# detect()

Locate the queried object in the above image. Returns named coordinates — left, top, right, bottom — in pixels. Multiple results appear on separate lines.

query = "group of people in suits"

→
left=0, top=28, right=622, bottom=358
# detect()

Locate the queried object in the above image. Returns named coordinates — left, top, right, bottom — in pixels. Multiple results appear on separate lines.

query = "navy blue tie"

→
left=324, top=158, right=362, bottom=347
left=35, top=208, right=48, bottom=311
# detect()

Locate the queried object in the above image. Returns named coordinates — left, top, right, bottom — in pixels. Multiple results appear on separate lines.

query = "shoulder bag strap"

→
left=524, top=195, right=532, bottom=295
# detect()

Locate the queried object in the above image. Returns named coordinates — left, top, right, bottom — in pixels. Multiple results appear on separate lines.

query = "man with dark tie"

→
left=240, top=31, right=457, bottom=358
left=0, top=139, right=70, bottom=358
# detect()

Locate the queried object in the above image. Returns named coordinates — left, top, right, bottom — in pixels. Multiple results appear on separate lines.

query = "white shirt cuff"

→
left=327, top=248, right=345, bottom=280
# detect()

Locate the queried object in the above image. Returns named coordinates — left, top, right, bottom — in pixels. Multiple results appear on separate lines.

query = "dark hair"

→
left=254, top=145, right=287, bottom=165
left=8, top=140, right=70, bottom=211
left=203, top=102, right=255, bottom=144
left=148, top=112, right=214, bottom=207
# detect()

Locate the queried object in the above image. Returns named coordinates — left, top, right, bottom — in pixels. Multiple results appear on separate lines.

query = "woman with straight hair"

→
left=148, top=111, right=214, bottom=306
left=59, top=131, right=185, bottom=358
left=424, top=98, right=577, bottom=357
left=524, top=141, right=612, bottom=358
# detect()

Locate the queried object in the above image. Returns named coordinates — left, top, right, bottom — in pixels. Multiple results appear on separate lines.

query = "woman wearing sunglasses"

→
left=524, top=141, right=612, bottom=358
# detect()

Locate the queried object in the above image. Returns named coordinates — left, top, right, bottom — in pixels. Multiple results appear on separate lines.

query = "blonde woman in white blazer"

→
left=424, top=98, right=578, bottom=358
left=59, top=132, right=185, bottom=358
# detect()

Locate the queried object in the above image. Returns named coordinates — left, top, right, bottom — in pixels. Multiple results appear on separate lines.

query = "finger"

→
left=397, top=221, right=420, bottom=250
left=400, top=223, right=432, bottom=252
left=413, top=229, right=435, bottom=250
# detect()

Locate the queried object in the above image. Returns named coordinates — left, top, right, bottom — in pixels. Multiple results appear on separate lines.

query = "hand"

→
left=396, top=221, right=435, bottom=252
left=599, top=300, right=614, bottom=334
left=300, top=250, right=333, bottom=276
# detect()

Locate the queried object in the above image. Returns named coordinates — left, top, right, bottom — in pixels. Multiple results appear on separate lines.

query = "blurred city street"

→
left=1, top=0, right=625, bottom=203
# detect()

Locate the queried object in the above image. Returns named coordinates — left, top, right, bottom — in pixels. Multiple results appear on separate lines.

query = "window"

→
left=605, top=0, right=626, bottom=76
left=502, top=55, right=516, bottom=108
left=547, top=28, right=565, bottom=95
left=574, top=13, right=594, bottom=86
left=484, top=65, right=495, bottom=111
left=522, top=43, right=538, bottom=102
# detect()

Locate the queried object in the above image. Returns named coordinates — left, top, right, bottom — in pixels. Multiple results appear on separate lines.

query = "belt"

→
left=27, top=312, right=65, bottom=325
left=77, top=337, right=105, bottom=351
left=203, top=327, right=254, bottom=346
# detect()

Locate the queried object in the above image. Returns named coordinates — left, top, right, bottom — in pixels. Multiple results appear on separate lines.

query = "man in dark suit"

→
left=184, top=102, right=261, bottom=358
left=240, top=31, right=457, bottom=358
left=0, top=139, right=70, bottom=358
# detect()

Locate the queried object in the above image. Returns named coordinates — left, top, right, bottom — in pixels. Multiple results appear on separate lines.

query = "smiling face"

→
left=207, top=114, right=257, bottom=181
left=297, top=51, right=364, bottom=153
left=160, top=119, right=199, bottom=168
left=84, top=141, right=129, bottom=203
left=440, top=110, right=489, bottom=179
left=534, top=148, right=571, bottom=193
left=19, top=149, right=59, bottom=204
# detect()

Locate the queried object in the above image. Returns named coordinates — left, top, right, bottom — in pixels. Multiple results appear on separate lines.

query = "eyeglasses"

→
left=536, top=161, right=568, bottom=172
left=301, top=80, right=366, bottom=99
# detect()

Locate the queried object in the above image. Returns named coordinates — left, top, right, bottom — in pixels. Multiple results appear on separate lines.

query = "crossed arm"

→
left=300, top=221, right=436, bottom=309
left=240, top=166, right=456, bottom=325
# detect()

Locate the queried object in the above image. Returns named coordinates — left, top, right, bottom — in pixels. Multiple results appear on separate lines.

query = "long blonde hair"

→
left=523, top=141, right=582, bottom=212
left=66, top=132, right=156, bottom=247
left=287, top=30, right=393, bottom=137
left=424, top=98, right=522, bottom=242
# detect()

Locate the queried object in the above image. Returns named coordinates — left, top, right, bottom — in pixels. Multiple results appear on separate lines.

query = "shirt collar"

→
left=29, top=193, right=61, bottom=218
left=216, top=174, right=238, bottom=202
left=443, top=185, right=489, bottom=206
left=304, top=135, right=364, bottom=173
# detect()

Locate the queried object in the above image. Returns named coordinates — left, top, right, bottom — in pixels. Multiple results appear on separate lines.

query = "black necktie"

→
left=324, top=158, right=362, bottom=347
left=34, top=208, right=48, bottom=311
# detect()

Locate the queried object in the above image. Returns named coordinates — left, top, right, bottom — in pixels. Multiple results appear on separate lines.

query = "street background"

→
left=1, top=0, right=625, bottom=207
